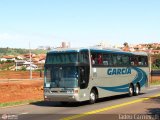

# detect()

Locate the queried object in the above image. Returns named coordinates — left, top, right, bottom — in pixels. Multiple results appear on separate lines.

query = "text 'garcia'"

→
left=107, top=68, right=131, bottom=75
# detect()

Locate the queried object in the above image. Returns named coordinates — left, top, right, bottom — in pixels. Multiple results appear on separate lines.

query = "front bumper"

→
left=44, top=88, right=80, bottom=102
left=44, top=93, right=79, bottom=102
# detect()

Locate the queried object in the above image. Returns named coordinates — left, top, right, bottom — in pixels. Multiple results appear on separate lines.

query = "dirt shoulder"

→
left=0, top=80, right=43, bottom=103
left=0, top=71, right=43, bottom=79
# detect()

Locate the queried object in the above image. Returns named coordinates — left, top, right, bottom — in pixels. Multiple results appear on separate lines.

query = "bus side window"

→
left=97, top=54, right=102, bottom=64
left=131, top=62, right=134, bottom=65
left=121, top=55, right=129, bottom=66
left=103, top=61, right=108, bottom=65
left=80, top=51, right=89, bottom=64
left=103, top=54, right=109, bottom=66
left=130, top=57, right=135, bottom=66
left=138, top=56, right=148, bottom=66
left=117, top=55, right=123, bottom=66
left=112, top=55, right=117, bottom=66
left=144, top=57, right=148, bottom=66
left=91, top=53, right=98, bottom=65
left=134, top=57, right=139, bottom=66
left=91, top=55, right=95, bottom=64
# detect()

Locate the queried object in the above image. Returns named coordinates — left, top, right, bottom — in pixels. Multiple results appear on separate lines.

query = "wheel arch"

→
left=129, top=83, right=134, bottom=90
left=91, top=86, right=99, bottom=99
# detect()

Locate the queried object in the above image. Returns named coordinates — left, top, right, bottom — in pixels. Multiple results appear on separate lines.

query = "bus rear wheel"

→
left=134, top=84, right=140, bottom=96
left=128, top=85, right=134, bottom=97
left=89, top=89, right=97, bottom=104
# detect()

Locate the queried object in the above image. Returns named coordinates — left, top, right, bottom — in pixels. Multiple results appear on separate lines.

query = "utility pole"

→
left=29, top=41, right=32, bottom=80
left=15, top=60, right=17, bottom=71
left=148, top=50, right=152, bottom=87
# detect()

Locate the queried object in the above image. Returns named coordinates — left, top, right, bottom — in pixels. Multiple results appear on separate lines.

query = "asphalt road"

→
left=0, top=85, right=160, bottom=120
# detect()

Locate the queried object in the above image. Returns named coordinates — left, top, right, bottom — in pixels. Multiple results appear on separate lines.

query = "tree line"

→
left=0, top=47, right=47, bottom=57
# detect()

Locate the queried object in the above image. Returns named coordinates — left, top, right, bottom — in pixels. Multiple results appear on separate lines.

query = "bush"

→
left=155, top=59, right=160, bottom=67
left=21, top=66, right=26, bottom=71
left=152, top=64, right=160, bottom=70
left=6, top=60, right=14, bottom=63
left=0, top=61, right=4, bottom=64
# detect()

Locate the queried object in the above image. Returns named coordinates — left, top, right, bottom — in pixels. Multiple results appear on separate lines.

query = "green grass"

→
left=150, top=80, right=160, bottom=85
left=0, top=99, right=43, bottom=108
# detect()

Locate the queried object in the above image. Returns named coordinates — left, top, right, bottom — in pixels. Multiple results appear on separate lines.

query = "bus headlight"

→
left=74, top=90, right=79, bottom=93
left=44, top=96, right=47, bottom=98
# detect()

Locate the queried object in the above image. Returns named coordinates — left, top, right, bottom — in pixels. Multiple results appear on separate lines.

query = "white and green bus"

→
left=44, top=48, right=149, bottom=104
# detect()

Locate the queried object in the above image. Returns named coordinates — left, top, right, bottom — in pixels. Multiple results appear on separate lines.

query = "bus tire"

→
left=128, top=84, right=134, bottom=97
left=89, top=89, right=97, bottom=104
left=134, top=84, right=140, bottom=96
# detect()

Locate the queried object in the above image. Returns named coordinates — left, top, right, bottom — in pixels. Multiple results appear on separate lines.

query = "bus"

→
left=44, top=47, right=149, bottom=104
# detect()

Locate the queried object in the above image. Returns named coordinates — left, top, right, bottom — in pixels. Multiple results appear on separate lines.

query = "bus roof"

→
left=47, top=47, right=148, bottom=56
left=47, top=48, right=88, bottom=54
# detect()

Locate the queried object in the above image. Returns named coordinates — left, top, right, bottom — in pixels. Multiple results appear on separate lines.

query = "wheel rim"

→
left=129, top=86, right=133, bottom=95
left=136, top=86, right=139, bottom=94
left=90, top=92, right=95, bottom=101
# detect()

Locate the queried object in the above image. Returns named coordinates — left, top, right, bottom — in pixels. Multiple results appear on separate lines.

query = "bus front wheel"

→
left=89, top=89, right=97, bottom=104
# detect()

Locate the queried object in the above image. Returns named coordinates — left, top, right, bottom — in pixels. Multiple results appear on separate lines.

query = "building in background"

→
left=62, top=42, right=70, bottom=48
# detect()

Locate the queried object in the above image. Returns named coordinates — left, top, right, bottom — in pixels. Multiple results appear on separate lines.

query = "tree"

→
left=155, top=59, right=160, bottom=67
left=123, top=42, right=130, bottom=51
left=148, top=44, right=152, bottom=49
left=124, top=42, right=129, bottom=47
left=156, top=47, right=160, bottom=50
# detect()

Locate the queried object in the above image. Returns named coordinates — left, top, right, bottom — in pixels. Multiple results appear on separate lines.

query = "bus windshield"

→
left=45, top=52, right=78, bottom=64
left=44, top=66, right=78, bottom=88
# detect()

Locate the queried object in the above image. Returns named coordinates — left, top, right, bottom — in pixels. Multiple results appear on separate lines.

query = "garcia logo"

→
left=107, top=68, right=131, bottom=75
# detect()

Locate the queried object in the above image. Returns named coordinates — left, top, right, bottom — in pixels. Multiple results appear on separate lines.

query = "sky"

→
left=0, top=0, right=160, bottom=49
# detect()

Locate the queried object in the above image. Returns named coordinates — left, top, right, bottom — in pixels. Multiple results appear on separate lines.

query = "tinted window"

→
left=130, top=55, right=148, bottom=67
left=138, top=56, right=148, bottom=66
left=102, top=54, right=113, bottom=66
left=121, top=55, right=130, bottom=66
left=46, top=52, right=78, bottom=64
left=79, top=51, right=89, bottom=64
left=112, top=54, right=130, bottom=66
left=91, top=53, right=103, bottom=65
